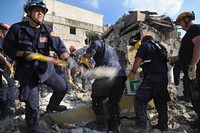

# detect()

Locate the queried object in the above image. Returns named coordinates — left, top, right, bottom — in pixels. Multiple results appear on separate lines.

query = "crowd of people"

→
left=0, top=0, right=200, bottom=133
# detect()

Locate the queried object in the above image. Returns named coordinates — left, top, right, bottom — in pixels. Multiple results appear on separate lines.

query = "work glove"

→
left=55, top=59, right=67, bottom=67
left=188, top=65, right=196, bottom=80
left=128, top=71, right=135, bottom=80
left=80, top=57, right=92, bottom=69
left=27, top=52, right=67, bottom=67
left=68, top=77, right=79, bottom=90
left=9, top=65, right=14, bottom=78
left=2, top=75, right=8, bottom=84
left=133, top=41, right=141, bottom=50
left=68, top=77, right=73, bottom=84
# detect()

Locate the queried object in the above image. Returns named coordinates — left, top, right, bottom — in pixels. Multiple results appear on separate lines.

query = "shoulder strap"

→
left=145, top=40, right=167, bottom=61
left=151, top=41, right=168, bottom=61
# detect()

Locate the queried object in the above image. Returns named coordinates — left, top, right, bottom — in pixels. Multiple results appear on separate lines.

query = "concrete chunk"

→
left=45, top=95, right=154, bottom=125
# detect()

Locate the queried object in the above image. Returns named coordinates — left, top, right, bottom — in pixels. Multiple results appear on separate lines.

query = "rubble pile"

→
left=118, top=82, right=199, bottom=133
left=1, top=10, right=197, bottom=133
left=102, top=10, right=177, bottom=68
left=1, top=79, right=198, bottom=133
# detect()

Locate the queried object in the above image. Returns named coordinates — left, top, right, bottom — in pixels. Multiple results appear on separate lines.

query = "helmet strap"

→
left=183, top=18, right=190, bottom=27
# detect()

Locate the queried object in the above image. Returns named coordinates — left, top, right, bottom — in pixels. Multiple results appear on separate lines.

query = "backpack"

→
left=146, top=40, right=168, bottom=62
left=141, top=40, right=168, bottom=74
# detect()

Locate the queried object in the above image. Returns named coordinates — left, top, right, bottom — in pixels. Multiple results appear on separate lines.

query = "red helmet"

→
left=0, top=23, right=10, bottom=30
left=69, top=45, right=76, bottom=51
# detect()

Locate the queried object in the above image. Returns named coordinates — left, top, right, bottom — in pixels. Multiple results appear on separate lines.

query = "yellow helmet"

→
left=175, top=11, right=195, bottom=25
left=133, top=41, right=141, bottom=50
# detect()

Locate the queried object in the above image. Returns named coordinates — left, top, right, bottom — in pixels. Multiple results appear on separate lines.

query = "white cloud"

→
left=123, top=0, right=183, bottom=17
left=85, top=0, right=100, bottom=9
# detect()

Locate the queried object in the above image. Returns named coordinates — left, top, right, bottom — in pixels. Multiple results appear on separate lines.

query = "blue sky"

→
left=0, top=0, right=200, bottom=35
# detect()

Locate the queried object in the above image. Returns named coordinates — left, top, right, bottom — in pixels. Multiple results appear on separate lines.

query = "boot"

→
left=46, top=105, right=67, bottom=113
left=89, top=99, right=108, bottom=131
left=151, top=124, right=168, bottom=131
left=108, top=104, right=120, bottom=132
left=108, top=115, right=120, bottom=133
left=87, top=114, right=108, bottom=131
left=47, top=91, right=67, bottom=112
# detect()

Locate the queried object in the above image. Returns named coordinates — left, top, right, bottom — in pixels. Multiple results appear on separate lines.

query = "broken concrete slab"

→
left=102, top=10, right=178, bottom=69
left=42, top=95, right=154, bottom=127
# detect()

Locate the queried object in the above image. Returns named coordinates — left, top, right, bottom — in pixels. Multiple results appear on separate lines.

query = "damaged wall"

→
left=102, top=10, right=180, bottom=69
left=23, top=0, right=104, bottom=49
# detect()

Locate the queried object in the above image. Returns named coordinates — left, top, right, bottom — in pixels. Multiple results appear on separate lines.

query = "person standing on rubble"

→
left=83, top=32, right=127, bottom=132
left=69, top=45, right=79, bottom=61
left=2, top=53, right=16, bottom=115
left=67, top=45, right=80, bottom=84
left=3, top=0, right=76, bottom=132
left=175, top=11, right=200, bottom=129
left=128, top=35, right=170, bottom=132
left=0, top=23, right=16, bottom=116
left=0, top=23, right=15, bottom=120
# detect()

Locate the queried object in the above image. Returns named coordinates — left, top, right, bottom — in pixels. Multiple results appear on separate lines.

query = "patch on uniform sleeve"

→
left=50, top=31, right=58, bottom=37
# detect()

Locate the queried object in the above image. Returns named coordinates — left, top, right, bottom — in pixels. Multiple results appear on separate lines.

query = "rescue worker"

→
left=69, top=45, right=78, bottom=61
left=175, top=11, right=200, bottom=129
left=3, top=0, right=75, bottom=132
left=84, top=32, right=127, bottom=132
left=2, top=54, right=16, bottom=115
left=128, top=35, right=170, bottom=132
left=0, top=23, right=16, bottom=115
left=67, top=45, right=80, bottom=91
left=68, top=45, right=80, bottom=81
left=0, top=23, right=14, bottom=120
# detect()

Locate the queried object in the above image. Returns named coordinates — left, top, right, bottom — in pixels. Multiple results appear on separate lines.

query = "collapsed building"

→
left=23, top=0, right=181, bottom=69
left=102, top=10, right=180, bottom=68
left=4, top=2, right=192, bottom=132
left=35, top=10, right=184, bottom=132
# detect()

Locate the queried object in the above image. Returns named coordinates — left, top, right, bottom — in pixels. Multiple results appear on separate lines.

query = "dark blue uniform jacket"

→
left=86, top=40, right=126, bottom=77
left=3, top=21, right=68, bottom=84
